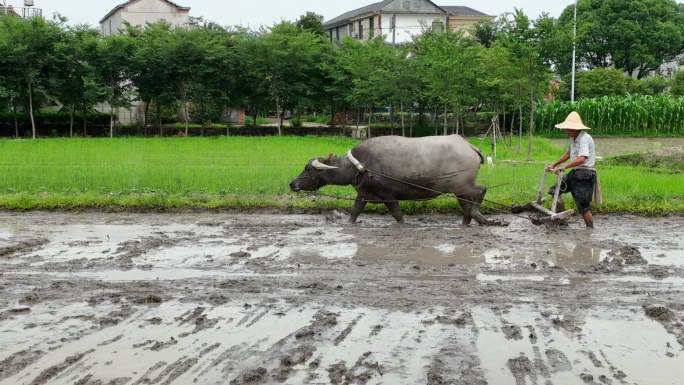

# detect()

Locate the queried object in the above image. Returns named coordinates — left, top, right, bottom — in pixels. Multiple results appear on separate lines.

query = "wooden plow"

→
left=513, top=165, right=575, bottom=226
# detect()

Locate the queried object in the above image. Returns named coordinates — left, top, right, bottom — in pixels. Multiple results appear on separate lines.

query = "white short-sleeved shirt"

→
left=569, top=131, right=596, bottom=168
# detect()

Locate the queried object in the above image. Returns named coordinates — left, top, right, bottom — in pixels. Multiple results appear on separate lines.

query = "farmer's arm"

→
left=560, top=156, right=588, bottom=171
left=546, top=150, right=570, bottom=172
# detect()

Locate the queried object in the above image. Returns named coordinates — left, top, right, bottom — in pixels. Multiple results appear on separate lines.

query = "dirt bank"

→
left=1, top=212, right=683, bottom=385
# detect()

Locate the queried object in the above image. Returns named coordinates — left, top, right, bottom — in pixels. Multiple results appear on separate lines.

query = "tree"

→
left=188, top=25, right=241, bottom=133
left=498, top=9, right=552, bottom=159
left=414, top=31, right=482, bottom=136
left=128, top=22, right=175, bottom=135
left=558, top=0, right=684, bottom=78
left=0, top=17, right=22, bottom=137
left=671, top=71, right=684, bottom=96
left=252, top=22, right=327, bottom=135
left=534, top=13, right=573, bottom=76
left=296, top=12, right=326, bottom=36
left=93, top=33, right=134, bottom=137
left=559, top=68, right=635, bottom=100
left=164, top=26, right=210, bottom=136
left=236, top=31, right=272, bottom=127
left=472, top=19, right=498, bottom=48
left=480, top=43, right=522, bottom=142
left=328, top=37, right=397, bottom=137
left=53, top=25, right=104, bottom=136
left=390, top=46, right=422, bottom=136
left=0, top=15, right=65, bottom=139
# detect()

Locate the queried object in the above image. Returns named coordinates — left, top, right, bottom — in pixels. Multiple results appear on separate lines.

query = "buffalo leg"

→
left=384, top=201, right=404, bottom=223
left=350, top=197, right=367, bottom=224
left=457, top=196, right=473, bottom=225
left=460, top=186, right=508, bottom=227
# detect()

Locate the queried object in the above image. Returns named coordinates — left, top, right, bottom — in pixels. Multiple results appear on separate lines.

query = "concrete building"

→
left=0, top=5, right=21, bottom=17
left=656, top=54, right=684, bottom=79
left=1, top=1, right=43, bottom=18
left=324, top=0, right=492, bottom=44
left=100, top=0, right=191, bottom=36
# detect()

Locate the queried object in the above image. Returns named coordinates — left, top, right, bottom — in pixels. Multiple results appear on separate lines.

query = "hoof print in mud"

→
left=644, top=304, right=675, bottom=322
left=230, top=367, right=268, bottom=385
left=608, top=246, right=647, bottom=266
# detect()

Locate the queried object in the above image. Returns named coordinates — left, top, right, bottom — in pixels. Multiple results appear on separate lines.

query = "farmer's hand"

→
left=552, top=168, right=564, bottom=175
left=545, top=165, right=555, bottom=173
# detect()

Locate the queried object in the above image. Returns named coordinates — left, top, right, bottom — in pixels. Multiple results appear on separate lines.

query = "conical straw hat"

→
left=555, top=111, right=591, bottom=130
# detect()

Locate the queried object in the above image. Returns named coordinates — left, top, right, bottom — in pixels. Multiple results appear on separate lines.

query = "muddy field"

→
left=0, top=211, right=683, bottom=385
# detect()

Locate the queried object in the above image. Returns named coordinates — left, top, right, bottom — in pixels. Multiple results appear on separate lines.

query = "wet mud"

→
left=0, top=212, right=683, bottom=385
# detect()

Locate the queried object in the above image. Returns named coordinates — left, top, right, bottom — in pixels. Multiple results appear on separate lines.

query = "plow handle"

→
left=551, top=172, right=563, bottom=214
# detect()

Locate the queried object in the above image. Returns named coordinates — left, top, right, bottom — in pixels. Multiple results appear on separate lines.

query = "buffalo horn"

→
left=311, top=159, right=339, bottom=170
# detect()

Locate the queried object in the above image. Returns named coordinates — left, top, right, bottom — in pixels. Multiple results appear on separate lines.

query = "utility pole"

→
left=2, top=0, right=8, bottom=15
left=571, top=0, right=578, bottom=102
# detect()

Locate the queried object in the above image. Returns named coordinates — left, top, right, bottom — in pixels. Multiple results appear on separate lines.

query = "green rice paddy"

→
left=0, top=137, right=681, bottom=214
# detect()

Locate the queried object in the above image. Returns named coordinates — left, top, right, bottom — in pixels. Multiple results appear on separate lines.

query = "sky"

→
left=7, top=0, right=569, bottom=27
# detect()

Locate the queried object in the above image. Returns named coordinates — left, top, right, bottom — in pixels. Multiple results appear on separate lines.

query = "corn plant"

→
left=536, top=95, right=684, bottom=136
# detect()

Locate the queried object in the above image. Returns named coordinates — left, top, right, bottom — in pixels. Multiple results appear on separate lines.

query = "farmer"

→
left=546, top=112, right=601, bottom=228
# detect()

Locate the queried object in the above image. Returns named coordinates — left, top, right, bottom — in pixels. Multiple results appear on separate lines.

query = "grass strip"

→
left=0, top=137, right=681, bottom=215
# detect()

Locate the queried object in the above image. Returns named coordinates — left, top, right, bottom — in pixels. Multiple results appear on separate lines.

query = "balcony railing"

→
left=1, top=6, right=42, bottom=18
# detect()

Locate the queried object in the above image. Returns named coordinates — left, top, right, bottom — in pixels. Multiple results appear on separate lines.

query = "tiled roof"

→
left=441, top=6, right=490, bottom=17
left=324, top=1, right=393, bottom=28
left=324, top=2, right=490, bottom=29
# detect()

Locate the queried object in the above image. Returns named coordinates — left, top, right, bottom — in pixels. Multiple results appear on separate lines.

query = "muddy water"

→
left=0, top=212, right=683, bottom=385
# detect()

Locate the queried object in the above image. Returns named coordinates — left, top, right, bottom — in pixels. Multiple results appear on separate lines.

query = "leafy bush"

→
left=290, top=116, right=303, bottom=128
left=244, top=116, right=270, bottom=125
left=558, top=68, right=636, bottom=100
left=302, top=114, right=331, bottom=124
left=671, top=71, right=684, bottom=97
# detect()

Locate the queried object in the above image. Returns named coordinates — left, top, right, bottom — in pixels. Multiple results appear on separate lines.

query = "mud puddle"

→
left=1, top=212, right=683, bottom=384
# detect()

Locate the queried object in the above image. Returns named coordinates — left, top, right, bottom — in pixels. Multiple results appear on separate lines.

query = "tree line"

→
left=1, top=0, right=684, bottom=145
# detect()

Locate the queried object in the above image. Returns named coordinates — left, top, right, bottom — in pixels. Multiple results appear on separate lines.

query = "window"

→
left=336, top=27, right=340, bottom=41
left=369, top=17, right=375, bottom=38
left=349, top=22, right=355, bottom=36
left=432, top=21, right=444, bottom=33
left=359, top=20, right=364, bottom=40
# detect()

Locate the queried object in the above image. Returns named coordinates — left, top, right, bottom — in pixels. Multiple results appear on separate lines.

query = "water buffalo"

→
left=290, top=135, right=503, bottom=226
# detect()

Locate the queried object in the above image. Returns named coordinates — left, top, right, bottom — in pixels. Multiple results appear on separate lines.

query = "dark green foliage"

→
left=296, top=12, right=326, bottom=36
left=558, top=69, right=672, bottom=101
left=671, top=71, right=684, bottom=97
left=1, top=6, right=682, bottom=141
left=556, top=0, right=684, bottom=78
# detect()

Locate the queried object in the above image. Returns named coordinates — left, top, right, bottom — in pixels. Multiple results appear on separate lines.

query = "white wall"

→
left=124, top=0, right=189, bottom=28
left=100, top=0, right=190, bottom=36
left=658, top=54, right=684, bottom=79
left=101, top=11, right=123, bottom=36
left=380, top=13, right=445, bottom=44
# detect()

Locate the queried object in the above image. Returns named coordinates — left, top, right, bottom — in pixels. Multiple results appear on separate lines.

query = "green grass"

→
left=0, top=136, right=682, bottom=214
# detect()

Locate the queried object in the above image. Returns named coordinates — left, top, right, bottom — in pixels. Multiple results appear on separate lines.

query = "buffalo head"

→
left=289, top=155, right=339, bottom=192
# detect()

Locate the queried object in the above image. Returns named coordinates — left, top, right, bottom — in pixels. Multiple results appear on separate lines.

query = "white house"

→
left=324, top=0, right=492, bottom=44
left=98, top=0, right=194, bottom=127
left=100, top=0, right=191, bottom=36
